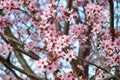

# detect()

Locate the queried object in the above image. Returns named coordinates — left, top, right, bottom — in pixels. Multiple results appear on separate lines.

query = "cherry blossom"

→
left=4, top=44, right=13, bottom=52
left=0, top=0, right=120, bottom=80
left=36, top=58, right=49, bottom=71
left=64, top=50, right=77, bottom=61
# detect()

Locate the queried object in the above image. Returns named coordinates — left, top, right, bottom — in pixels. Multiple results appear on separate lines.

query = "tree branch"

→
left=4, top=27, right=40, bottom=80
left=78, top=57, right=120, bottom=80
left=0, top=55, right=45, bottom=80
left=109, top=0, right=115, bottom=41
left=4, top=63, right=21, bottom=79
left=4, top=27, right=39, bottom=60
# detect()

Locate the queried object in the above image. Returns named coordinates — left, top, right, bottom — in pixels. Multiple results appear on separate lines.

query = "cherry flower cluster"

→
left=57, top=71, right=77, bottom=80
left=64, top=49, right=77, bottom=61
left=0, top=0, right=23, bottom=11
left=84, top=2, right=120, bottom=79
left=91, top=23, right=105, bottom=35
left=36, top=58, right=59, bottom=73
left=0, top=43, right=13, bottom=57
left=73, top=0, right=85, bottom=7
left=56, top=6, right=78, bottom=24
left=89, top=24, right=120, bottom=79
left=85, top=3, right=105, bottom=25
left=101, top=38, right=120, bottom=67
left=70, top=23, right=88, bottom=49
left=41, top=25, right=77, bottom=61
left=95, top=69, right=108, bottom=80
left=0, top=15, right=11, bottom=29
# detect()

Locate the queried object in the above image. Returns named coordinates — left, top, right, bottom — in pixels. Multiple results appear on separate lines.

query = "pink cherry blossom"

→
left=64, top=50, right=77, bottom=61
left=36, top=58, right=49, bottom=71
left=4, top=44, right=13, bottom=52
left=85, top=3, right=105, bottom=25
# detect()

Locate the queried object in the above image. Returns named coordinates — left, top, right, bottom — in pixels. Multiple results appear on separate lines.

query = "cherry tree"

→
left=0, top=0, right=120, bottom=80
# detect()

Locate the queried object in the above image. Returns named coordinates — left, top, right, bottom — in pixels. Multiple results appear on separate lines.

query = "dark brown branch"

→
left=6, top=52, right=12, bottom=62
left=14, top=47, right=39, bottom=60
left=109, top=0, right=115, bottom=41
left=109, top=0, right=114, bottom=28
left=54, top=17, right=61, bottom=31
left=63, top=23, right=69, bottom=35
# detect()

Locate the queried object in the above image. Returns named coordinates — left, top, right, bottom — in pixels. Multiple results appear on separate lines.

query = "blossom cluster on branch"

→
left=0, top=0, right=120, bottom=80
